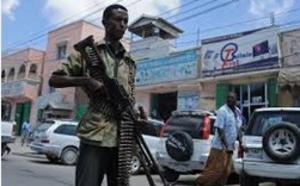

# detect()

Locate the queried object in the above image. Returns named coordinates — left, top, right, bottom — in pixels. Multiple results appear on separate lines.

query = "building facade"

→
left=35, top=20, right=106, bottom=122
left=3, top=17, right=299, bottom=130
left=2, top=48, right=45, bottom=134
left=35, top=20, right=130, bottom=123
left=129, top=16, right=203, bottom=121
left=199, top=26, right=281, bottom=121
left=277, top=28, right=300, bottom=106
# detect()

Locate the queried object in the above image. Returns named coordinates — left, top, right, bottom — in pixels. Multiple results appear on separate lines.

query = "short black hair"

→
left=227, top=92, right=237, bottom=99
left=103, top=4, right=127, bottom=21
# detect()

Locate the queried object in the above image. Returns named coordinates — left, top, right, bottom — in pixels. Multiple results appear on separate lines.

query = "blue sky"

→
left=2, top=0, right=300, bottom=53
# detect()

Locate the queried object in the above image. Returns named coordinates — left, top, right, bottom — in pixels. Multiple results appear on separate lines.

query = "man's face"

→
left=105, top=8, right=128, bottom=40
left=226, top=93, right=236, bottom=107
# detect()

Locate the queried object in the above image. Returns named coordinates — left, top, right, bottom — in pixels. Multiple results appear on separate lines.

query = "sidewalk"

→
left=7, top=137, right=44, bottom=158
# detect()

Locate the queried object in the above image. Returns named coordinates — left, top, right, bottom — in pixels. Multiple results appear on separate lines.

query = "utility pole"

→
left=196, top=28, right=200, bottom=46
left=270, top=12, right=275, bottom=26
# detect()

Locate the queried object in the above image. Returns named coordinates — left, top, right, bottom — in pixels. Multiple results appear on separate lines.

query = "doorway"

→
left=150, top=92, right=177, bottom=122
left=14, top=102, right=31, bottom=135
left=233, top=83, right=268, bottom=122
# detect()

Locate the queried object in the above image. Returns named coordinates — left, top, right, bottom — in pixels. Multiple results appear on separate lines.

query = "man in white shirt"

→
left=196, top=92, right=243, bottom=186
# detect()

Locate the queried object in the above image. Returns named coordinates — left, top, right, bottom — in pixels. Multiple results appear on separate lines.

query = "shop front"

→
left=277, top=28, right=300, bottom=107
left=200, top=26, right=281, bottom=118
left=2, top=80, right=38, bottom=134
left=135, top=48, right=201, bottom=120
left=278, top=68, right=300, bottom=107
left=36, top=92, right=74, bottom=121
left=211, top=73, right=278, bottom=121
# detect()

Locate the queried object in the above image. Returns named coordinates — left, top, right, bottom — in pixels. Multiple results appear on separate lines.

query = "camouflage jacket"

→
left=52, top=39, right=136, bottom=147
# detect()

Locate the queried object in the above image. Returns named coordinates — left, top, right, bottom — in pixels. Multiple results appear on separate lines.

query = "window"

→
left=7, top=68, right=15, bottom=81
left=247, top=111, right=300, bottom=136
left=56, top=44, right=67, bottom=60
left=54, top=124, right=76, bottom=136
left=29, top=64, right=37, bottom=76
left=18, top=64, right=26, bottom=79
left=140, top=119, right=164, bottom=137
left=35, top=123, right=53, bottom=133
left=2, top=70, right=5, bottom=82
left=232, top=82, right=268, bottom=123
left=250, top=83, right=265, bottom=104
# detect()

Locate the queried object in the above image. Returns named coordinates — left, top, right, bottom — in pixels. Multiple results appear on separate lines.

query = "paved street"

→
left=1, top=142, right=275, bottom=186
left=1, top=153, right=191, bottom=186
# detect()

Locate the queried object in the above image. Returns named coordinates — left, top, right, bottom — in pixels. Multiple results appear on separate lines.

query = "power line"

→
left=173, top=0, right=240, bottom=24
left=5, top=0, right=129, bottom=50
left=156, top=0, right=202, bottom=16
left=9, top=0, right=142, bottom=50
left=4, top=0, right=299, bottom=52
left=3, top=20, right=300, bottom=64
left=173, top=7, right=300, bottom=41
left=164, top=0, right=219, bottom=20
left=5, top=1, right=111, bottom=49
left=4, top=0, right=227, bottom=50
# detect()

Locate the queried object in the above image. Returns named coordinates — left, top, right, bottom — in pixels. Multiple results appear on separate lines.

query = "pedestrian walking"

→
left=21, top=121, right=31, bottom=147
left=196, top=92, right=243, bottom=186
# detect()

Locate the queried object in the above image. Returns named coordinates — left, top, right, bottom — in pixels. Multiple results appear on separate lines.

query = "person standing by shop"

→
left=196, top=92, right=243, bottom=186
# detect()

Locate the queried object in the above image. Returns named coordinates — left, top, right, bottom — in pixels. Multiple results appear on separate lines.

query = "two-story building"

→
left=277, top=28, right=300, bottom=106
left=2, top=48, right=45, bottom=134
left=35, top=20, right=107, bottom=121
left=35, top=20, right=130, bottom=123
left=129, top=15, right=202, bottom=121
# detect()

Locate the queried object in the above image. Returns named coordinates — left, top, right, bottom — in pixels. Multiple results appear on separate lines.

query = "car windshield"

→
left=246, top=110, right=300, bottom=136
left=147, top=118, right=163, bottom=126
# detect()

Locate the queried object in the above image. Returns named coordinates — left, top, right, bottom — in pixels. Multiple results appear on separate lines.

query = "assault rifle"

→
left=74, top=35, right=167, bottom=186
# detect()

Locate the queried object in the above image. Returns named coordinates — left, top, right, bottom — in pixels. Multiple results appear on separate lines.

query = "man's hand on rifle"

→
left=135, top=106, right=148, bottom=131
left=85, top=78, right=108, bottom=96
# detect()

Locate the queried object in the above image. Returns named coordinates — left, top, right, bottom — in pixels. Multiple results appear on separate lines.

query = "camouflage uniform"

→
left=52, top=39, right=136, bottom=186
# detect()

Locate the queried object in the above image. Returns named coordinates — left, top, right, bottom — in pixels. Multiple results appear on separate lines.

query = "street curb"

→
left=12, top=152, right=45, bottom=159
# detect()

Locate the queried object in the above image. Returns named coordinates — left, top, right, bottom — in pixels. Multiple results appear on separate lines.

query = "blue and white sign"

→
left=177, top=90, right=200, bottom=111
left=135, top=49, right=198, bottom=86
left=1, top=81, right=24, bottom=97
left=201, top=27, right=280, bottom=77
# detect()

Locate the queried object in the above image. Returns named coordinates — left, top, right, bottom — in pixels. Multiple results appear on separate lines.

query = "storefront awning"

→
left=278, top=67, right=300, bottom=86
left=36, top=93, right=74, bottom=110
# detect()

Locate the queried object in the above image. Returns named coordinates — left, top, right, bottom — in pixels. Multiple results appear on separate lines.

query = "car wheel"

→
left=46, top=155, right=59, bottom=163
left=163, top=168, right=180, bottom=182
left=60, top=147, right=78, bottom=165
left=165, top=131, right=194, bottom=162
left=263, top=122, right=300, bottom=163
left=131, top=154, right=141, bottom=175
left=239, top=172, right=259, bottom=186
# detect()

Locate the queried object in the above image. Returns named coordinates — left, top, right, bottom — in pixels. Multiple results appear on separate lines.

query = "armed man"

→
left=49, top=4, right=136, bottom=186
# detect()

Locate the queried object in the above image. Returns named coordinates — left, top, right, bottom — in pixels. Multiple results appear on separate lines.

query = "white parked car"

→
left=29, top=119, right=79, bottom=165
left=1, top=121, right=17, bottom=156
left=30, top=118, right=164, bottom=170
left=156, top=110, right=216, bottom=182
left=234, top=107, right=300, bottom=186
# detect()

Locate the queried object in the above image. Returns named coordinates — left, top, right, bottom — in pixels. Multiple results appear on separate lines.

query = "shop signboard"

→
left=135, top=49, right=198, bottom=86
left=280, top=28, right=300, bottom=67
left=177, top=90, right=200, bottom=111
left=1, top=81, right=24, bottom=97
left=201, top=27, right=280, bottom=77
